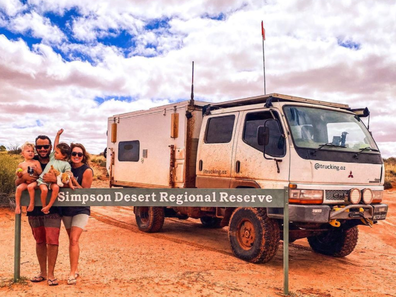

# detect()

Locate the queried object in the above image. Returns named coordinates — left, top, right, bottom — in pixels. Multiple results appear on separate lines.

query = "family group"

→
left=14, top=129, right=93, bottom=286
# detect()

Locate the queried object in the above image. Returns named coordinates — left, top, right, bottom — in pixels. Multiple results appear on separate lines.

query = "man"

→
left=16, top=135, right=60, bottom=286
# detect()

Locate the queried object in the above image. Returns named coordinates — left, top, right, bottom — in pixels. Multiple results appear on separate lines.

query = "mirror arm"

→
left=275, top=159, right=282, bottom=174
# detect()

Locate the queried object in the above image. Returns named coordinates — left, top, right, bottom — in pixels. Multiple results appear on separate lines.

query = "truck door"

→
left=232, top=109, right=290, bottom=188
left=196, top=112, right=239, bottom=188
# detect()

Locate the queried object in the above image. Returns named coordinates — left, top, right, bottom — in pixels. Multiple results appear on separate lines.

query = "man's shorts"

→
left=28, top=213, right=61, bottom=245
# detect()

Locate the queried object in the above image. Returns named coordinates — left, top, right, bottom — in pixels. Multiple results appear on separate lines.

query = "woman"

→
left=61, top=143, right=93, bottom=285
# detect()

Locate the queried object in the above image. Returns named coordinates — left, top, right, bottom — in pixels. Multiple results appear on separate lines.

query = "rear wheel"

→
left=135, top=207, right=165, bottom=233
left=200, top=216, right=222, bottom=228
left=228, top=207, right=280, bottom=263
left=308, top=225, right=358, bottom=257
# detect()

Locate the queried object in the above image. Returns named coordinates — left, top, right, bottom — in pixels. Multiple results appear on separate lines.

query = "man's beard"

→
left=38, top=151, right=50, bottom=158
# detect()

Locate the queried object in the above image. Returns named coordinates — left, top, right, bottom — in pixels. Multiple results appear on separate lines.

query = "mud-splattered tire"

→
left=228, top=207, right=280, bottom=263
left=308, top=225, right=358, bottom=257
left=200, top=216, right=222, bottom=228
left=135, top=207, right=165, bottom=233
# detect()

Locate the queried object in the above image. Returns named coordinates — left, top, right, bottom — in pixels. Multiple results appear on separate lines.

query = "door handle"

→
left=236, top=161, right=240, bottom=173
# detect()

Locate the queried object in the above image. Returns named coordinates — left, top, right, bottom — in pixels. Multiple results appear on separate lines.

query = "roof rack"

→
left=208, top=93, right=350, bottom=110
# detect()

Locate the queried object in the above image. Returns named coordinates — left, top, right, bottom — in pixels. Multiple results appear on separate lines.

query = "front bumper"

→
left=267, top=203, right=388, bottom=223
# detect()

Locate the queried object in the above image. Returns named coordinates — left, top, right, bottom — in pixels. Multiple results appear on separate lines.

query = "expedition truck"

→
left=105, top=93, right=388, bottom=263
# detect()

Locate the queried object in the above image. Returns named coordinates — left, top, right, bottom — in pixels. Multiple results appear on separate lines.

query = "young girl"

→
left=14, top=142, right=43, bottom=214
left=36, top=129, right=71, bottom=214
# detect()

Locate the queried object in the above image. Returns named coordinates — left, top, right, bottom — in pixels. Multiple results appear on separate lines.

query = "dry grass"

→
left=90, top=154, right=108, bottom=181
left=384, top=158, right=396, bottom=189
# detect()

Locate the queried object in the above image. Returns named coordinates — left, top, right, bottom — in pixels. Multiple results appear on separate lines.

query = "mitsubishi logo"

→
left=348, top=171, right=354, bottom=178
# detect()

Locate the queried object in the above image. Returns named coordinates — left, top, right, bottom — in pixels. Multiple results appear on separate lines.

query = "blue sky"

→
left=0, top=0, right=395, bottom=157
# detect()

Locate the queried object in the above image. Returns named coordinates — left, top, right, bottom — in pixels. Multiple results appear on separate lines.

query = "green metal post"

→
left=14, top=213, right=21, bottom=282
left=283, top=187, right=289, bottom=295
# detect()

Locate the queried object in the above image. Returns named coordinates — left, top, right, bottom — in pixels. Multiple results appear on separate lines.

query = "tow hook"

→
left=329, top=219, right=341, bottom=227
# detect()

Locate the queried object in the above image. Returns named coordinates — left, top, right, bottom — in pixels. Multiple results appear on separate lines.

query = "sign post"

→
left=283, top=187, right=289, bottom=295
left=14, top=214, right=21, bottom=282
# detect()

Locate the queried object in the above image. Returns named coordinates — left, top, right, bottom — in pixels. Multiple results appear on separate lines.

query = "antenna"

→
left=190, top=61, right=195, bottom=105
left=261, top=21, right=266, bottom=95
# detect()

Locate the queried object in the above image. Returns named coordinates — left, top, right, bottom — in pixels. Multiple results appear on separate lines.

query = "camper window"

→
left=118, top=140, right=140, bottom=162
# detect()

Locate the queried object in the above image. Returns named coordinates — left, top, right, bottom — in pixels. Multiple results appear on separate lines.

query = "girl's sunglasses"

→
left=71, top=152, right=84, bottom=157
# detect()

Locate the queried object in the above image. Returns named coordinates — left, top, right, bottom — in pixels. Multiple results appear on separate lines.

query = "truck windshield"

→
left=284, top=106, right=379, bottom=152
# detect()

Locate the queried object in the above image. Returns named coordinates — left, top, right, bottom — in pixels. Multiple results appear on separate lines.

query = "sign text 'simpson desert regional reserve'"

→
left=22, top=188, right=286, bottom=208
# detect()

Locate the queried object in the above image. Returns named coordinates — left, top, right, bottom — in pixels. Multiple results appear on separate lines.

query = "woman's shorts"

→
left=62, top=214, right=89, bottom=230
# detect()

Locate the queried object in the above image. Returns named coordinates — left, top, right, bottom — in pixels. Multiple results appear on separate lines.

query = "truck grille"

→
left=325, top=190, right=348, bottom=202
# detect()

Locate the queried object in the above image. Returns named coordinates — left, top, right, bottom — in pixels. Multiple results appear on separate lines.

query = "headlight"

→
left=289, top=189, right=323, bottom=204
left=349, top=188, right=361, bottom=204
left=372, top=190, right=383, bottom=203
left=362, top=188, right=373, bottom=204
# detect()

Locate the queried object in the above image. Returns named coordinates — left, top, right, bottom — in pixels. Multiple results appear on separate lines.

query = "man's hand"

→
left=42, top=171, right=57, bottom=184
left=15, top=172, right=36, bottom=186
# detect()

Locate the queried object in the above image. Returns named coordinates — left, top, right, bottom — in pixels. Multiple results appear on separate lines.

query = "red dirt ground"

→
left=1, top=181, right=395, bottom=297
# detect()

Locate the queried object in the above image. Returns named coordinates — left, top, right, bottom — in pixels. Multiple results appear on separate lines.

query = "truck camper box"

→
left=107, top=100, right=207, bottom=188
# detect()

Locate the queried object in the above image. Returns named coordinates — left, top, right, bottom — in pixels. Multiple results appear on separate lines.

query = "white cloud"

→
left=0, top=0, right=26, bottom=17
left=8, top=11, right=66, bottom=44
left=0, top=0, right=395, bottom=157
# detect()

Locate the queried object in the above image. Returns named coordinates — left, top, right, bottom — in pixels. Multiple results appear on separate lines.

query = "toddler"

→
left=14, top=142, right=43, bottom=214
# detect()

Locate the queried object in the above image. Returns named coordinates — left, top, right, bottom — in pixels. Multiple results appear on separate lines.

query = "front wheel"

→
left=228, top=208, right=280, bottom=263
left=135, top=207, right=165, bottom=233
left=308, top=225, right=358, bottom=257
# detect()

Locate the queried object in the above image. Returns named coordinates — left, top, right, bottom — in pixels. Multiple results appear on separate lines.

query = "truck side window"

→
left=243, top=111, right=277, bottom=151
left=118, top=140, right=140, bottom=162
left=205, top=115, right=235, bottom=143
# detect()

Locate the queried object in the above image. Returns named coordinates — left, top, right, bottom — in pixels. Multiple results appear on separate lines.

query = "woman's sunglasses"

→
left=35, top=145, right=50, bottom=150
left=71, top=152, right=84, bottom=157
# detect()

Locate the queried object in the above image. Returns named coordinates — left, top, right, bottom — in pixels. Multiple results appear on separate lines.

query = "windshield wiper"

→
left=317, top=143, right=346, bottom=150
left=355, top=146, right=379, bottom=155
left=353, top=146, right=379, bottom=159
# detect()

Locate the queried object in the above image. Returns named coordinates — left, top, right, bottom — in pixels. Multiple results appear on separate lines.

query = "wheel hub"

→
left=237, top=220, right=255, bottom=250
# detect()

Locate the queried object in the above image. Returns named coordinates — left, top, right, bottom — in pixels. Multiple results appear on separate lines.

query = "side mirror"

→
left=262, top=119, right=286, bottom=158
left=257, top=125, right=269, bottom=146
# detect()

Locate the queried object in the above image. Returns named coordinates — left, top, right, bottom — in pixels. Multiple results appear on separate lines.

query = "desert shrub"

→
left=91, top=155, right=106, bottom=167
left=384, top=159, right=396, bottom=189
left=0, top=153, right=21, bottom=203
left=7, top=144, right=21, bottom=155
left=384, top=181, right=392, bottom=190
left=385, top=157, right=396, bottom=165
